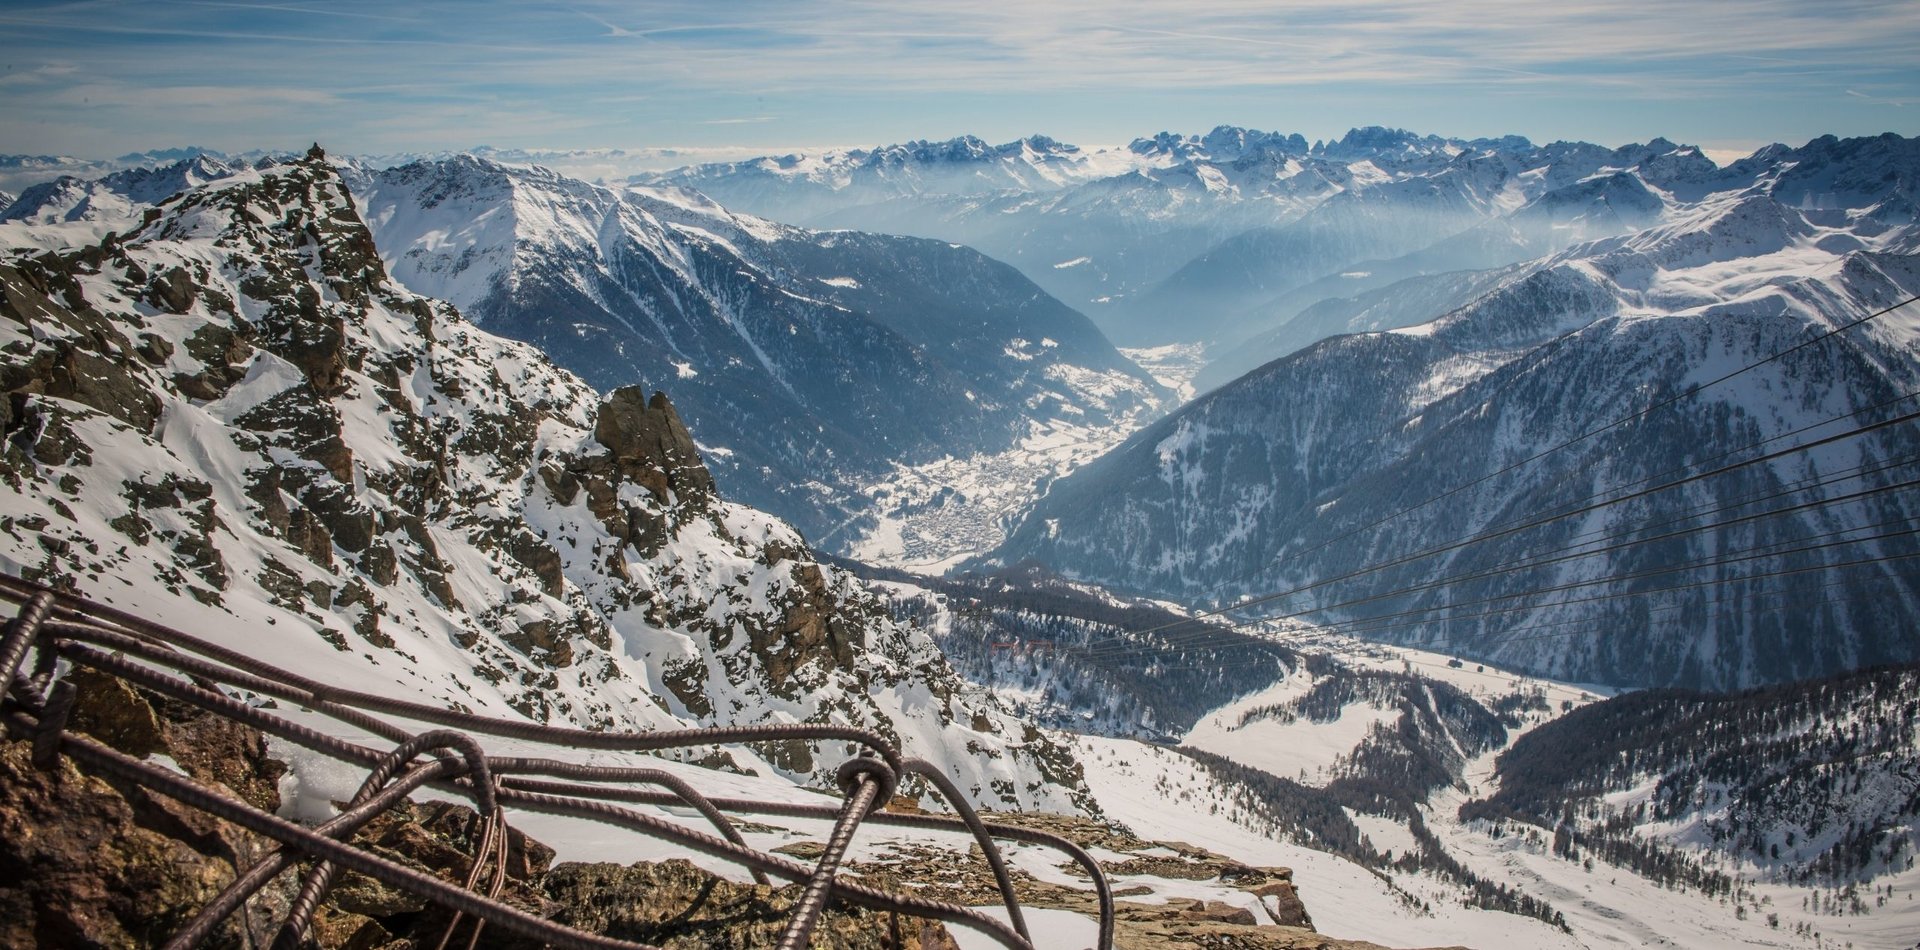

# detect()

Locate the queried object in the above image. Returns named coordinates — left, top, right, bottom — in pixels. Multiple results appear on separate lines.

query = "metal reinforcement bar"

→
left=0, top=574, right=1118, bottom=950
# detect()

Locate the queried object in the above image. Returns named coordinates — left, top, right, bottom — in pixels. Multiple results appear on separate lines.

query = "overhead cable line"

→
left=1131, top=543, right=1920, bottom=676
left=1108, top=293, right=1920, bottom=645
left=1083, top=406, right=1920, bottom=658
left=1078, top=516, right=1920, bottom=663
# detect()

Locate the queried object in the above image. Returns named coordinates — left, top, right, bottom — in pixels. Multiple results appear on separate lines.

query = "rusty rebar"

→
left=0, top=577, right=1105, bottom=950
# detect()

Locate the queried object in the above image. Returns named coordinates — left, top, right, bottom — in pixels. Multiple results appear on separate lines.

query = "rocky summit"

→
left=0, top=148, right=1090, bottom=811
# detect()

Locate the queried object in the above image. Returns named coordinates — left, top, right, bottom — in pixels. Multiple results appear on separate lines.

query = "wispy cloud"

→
left=1847, top=89, right=1907, bottom=107
left=0, top=0, right=1914, bottom=156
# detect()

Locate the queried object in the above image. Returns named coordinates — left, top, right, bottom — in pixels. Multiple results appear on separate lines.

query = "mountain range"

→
left=640, top=128, right=1724, bottom=353
left=5, top=130, right=1920, bottom=948
left=984, top=135, right=1920, bottom=690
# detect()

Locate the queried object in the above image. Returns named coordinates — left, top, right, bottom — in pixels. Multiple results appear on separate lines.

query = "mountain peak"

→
left=1201, top=126, right=1311, bottom=162
left=1321, top=126, right=1434, bottom=157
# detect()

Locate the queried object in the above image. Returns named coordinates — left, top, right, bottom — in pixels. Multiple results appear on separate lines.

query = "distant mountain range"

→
left=638, top=129, right=1727, bottom=353
left=982, top=132, right=1920, bottom=690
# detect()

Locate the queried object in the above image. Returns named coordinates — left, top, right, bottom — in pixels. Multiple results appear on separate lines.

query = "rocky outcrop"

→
left=805, top=809, right=1455, bottom=950
left=504, top=861, right=960, bottom=950
left=0, top=670, right=290, bottom=947
left=594, top=387, right=716, bottom=506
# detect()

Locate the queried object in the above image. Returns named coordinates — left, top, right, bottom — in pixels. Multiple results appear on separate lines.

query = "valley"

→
left=839, top=344, right=1205, bottom=572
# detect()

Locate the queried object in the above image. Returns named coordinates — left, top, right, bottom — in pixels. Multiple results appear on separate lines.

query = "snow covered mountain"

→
left=1, top=154, right=240, bottom=225
left=637, top=134, right=1132, bottom=224
left=1465, top=662, right=1920, bottom=892
left=1, top=154, right=248, bottom=255
left=1196, top=133, right=1920, bottom=389
left=342, top=156, right=1165, bottom=549
left=985, top=168, right=1920, bottom=690
left=0, top=147, right=1094, bottom=812
left=0, top=146, right=262, bottom=196
left=641, top=128, right=1723, bottom=349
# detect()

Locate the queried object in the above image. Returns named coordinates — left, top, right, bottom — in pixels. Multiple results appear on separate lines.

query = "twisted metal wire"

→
left=273, top=730, right=500, bottom=948
left=0, top=575, right=1115, bottom=949
left=777, top=757, right=891, bottom=950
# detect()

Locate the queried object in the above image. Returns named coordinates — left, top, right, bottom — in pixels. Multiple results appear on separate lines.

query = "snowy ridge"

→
left=0, top=149, right=1094, bottom=813
left=1162, top=636, right=1920, bottom=948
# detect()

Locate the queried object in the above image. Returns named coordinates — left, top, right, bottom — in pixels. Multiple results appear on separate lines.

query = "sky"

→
left=2, top=0, right=1917, bottom=167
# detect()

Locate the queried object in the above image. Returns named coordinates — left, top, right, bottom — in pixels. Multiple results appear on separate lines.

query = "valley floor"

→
left=842, top=344, right=1206, bottom=571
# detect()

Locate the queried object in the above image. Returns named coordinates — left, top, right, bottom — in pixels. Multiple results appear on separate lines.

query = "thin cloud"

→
left=3, top=0, right=1916, bottom=155
left=1847, top=89, right=1907, bottom=107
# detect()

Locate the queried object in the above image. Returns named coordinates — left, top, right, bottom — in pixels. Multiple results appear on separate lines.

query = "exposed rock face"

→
left=0, top=740, right=244, bottom=948
left=594, top=387, right=717, bottom=505
left=506, top=861, right=961, bottom=950
left=0, top=670, right=290, bottom=948
left=798, top=809, right=1450, bottom=950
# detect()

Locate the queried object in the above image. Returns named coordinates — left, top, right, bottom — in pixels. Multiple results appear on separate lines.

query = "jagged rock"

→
left=287, top=507, right=335, bottom=568
left=177, top=322, right=254, bottom=400
left=14, top=339, right=160, bottom=432
left=146, top=265, right=197, bottom=313
left=746, top=560, right=861, bottom=687
left=133, top=332, right=173, bottom=366
left=300, top=482, right=373, bottom=552
left=335, top=579, right=392, bottom=648
left=505, top=618, right=574, bottom=667
left=0, top=741, right=238, bottom=948
left=1181, top=900, right=1259, bottom=925
left=593, top=387, right=715, bottom=506
left=66, top=667, right=168, bottom=760
left=505, top=530, right=565, bottom=598
left=1251, top=877, right=1314, bottom=929
left=0, top=672, right=301, bottom=948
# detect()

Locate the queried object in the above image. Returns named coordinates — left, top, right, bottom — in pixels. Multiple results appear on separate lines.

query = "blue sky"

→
left=2, top=0, right=1916, bottom=163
